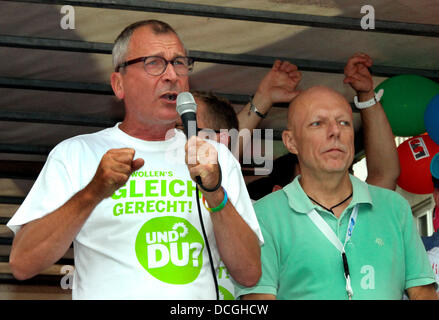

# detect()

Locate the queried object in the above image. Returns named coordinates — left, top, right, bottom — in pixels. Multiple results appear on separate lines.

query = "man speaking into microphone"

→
left=7, top=20, right=263, bottom=299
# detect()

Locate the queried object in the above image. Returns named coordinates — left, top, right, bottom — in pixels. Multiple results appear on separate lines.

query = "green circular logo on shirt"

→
left=218, top=285, right=235, bottom=300
left=135, top=216, right=204, bottom=284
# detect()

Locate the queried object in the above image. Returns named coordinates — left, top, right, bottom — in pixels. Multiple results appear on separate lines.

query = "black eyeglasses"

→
left=116, top=56, right=194, bottom=76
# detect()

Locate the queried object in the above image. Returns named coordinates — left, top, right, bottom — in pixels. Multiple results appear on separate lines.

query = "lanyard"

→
left=307, top=204, right=358, bottom=300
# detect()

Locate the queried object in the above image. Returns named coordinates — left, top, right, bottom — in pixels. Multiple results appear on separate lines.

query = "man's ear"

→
left=111, top=72, right=125, bottom=100
left=282, top=129, right=298, bottom=155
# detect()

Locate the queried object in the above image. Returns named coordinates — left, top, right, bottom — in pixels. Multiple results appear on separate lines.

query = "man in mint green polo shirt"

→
left=237, top=84, right=437, bottom=300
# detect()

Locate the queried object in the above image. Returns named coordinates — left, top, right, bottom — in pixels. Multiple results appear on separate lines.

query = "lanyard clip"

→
left=346, top=276, right=354, bottom=300
left=342, top=252, right=354, bottom=299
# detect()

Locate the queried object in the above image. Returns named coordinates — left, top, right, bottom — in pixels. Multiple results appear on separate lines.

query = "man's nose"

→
left=328, top=120, right=341, bottom=138
left=162, top=62, right=179, bottom=81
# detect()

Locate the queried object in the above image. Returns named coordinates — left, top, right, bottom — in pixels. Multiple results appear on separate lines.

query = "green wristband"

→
left=202, top=187, right=228, bottom=213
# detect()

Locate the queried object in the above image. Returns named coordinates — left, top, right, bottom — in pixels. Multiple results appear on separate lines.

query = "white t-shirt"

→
left=7, top=124, right=263, bottom=299
left=217, top=261, right=236, bottom=300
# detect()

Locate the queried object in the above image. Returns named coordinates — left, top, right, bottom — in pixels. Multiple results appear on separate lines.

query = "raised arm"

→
left=344, top=53, right=400, bottom=190
left=237, top=60, right=301, bottom=131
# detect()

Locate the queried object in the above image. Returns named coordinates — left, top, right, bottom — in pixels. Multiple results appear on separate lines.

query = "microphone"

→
left=176, top=92, right=197, bottom=138
left=177, top=93, right=220, bottom=301
left=176, top=92, right=222, bottom=191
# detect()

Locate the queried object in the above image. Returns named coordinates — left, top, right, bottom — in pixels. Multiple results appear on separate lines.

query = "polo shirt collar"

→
left=283, top=174, right=373, bottom=214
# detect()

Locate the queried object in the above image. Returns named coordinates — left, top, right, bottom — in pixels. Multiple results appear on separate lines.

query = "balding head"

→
left=287, top=86, right=352, bottom=131
left=282, top=86, right=354, bottom=177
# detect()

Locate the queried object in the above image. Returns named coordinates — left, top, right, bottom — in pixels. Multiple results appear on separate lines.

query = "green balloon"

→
left=375, top=75, right=439, bottom=137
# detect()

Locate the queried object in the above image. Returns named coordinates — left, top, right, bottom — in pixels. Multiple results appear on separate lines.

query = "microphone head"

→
left=176, top=92, right=197, bottom=116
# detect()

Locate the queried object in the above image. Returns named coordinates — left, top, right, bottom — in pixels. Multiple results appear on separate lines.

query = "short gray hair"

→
left=112, top=20, right=179, bottom=71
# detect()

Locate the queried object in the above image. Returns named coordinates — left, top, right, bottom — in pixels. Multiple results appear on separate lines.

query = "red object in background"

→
left=397, top=135, right=439, bottom=194
left=434, top=207, right=439, bottom=232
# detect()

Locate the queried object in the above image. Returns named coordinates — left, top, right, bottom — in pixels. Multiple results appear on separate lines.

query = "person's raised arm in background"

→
left=344, top=53, right=400, bottom=190
left=237, top=60, right=301, bottom=131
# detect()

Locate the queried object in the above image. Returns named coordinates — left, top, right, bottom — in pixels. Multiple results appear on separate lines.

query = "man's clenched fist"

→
left=87, top=148, right=144, bottom=200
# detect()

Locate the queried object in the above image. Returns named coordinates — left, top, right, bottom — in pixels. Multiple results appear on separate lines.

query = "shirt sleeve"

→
left=7, top=146, right=76, bottom=235
left=401, top=197, right=437, bottom=290
left=235, top=201, right=279, bottom=299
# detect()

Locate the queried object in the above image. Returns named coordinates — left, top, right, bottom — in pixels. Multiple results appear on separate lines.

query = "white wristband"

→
left=354, top=89, right=384, bottom=109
